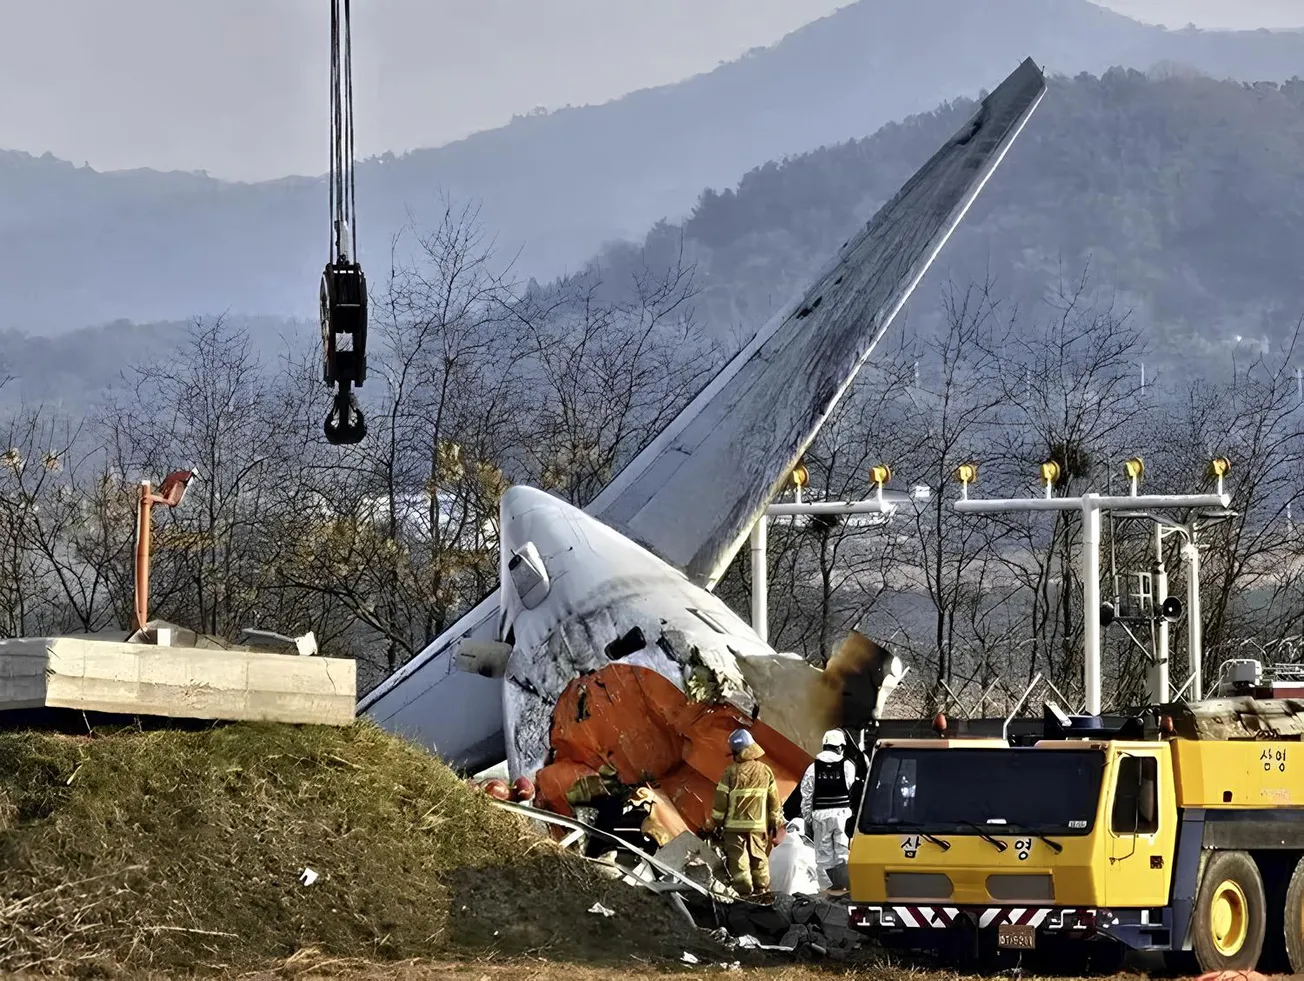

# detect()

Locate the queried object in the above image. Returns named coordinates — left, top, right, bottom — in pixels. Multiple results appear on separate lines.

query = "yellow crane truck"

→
left=846, top=693, right=1304, bottom=973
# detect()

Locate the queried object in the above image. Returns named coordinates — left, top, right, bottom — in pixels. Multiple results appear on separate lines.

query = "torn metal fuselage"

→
left=493, top=485, right=899, bottom=832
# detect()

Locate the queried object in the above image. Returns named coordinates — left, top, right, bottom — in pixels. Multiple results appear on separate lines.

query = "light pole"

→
left=750, top=460, right=808, bottom=644
left=951, top=457, right=1231, bottom=715
left=134, top=469, right=199, bottom=632
left=748, top=463, right=901, bottom=643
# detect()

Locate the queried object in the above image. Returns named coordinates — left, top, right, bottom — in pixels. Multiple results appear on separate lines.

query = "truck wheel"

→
left=1192, top=850, right=1267, bottom=973
left=1284, top=855, right=1304, bottom=974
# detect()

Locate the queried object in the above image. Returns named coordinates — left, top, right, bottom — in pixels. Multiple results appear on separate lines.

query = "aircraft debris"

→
left=239, top=627, right=319, bottom=657
left=490, top=796, right=862, bottom=962
left=358, top=57, right=1049, bottom=788
left=489, top=798, right=717, bottom=899
left=587, top=902, right=616, bottom=917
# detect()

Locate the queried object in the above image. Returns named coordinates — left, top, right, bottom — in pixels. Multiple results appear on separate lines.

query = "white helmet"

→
left=822, top=729, right=847, bottom=749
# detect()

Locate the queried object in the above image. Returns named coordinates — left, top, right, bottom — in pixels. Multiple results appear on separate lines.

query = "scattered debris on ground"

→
left=59, top=952, right=1166, bottom=981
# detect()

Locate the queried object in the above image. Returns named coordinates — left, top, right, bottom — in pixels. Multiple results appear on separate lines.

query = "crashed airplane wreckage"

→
left=361, top=59, right=1047, bottom=838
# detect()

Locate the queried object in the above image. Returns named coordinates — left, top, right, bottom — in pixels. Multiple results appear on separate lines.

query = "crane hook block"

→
left=321, top=260, right=368, bottom=445
left=321, top=261, right=368, bottom=388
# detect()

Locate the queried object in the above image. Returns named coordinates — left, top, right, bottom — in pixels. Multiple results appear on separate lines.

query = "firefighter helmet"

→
left=728, top=728, right=756, bottom=754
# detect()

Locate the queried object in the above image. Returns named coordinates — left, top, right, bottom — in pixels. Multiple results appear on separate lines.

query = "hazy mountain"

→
left=589, top=68, right=1304, bottom=377
left=17, top=66, right=1304, bottom=406
left=5, top=0, right=1304, bottom=334
left=0, top=315, right=308, bottom=413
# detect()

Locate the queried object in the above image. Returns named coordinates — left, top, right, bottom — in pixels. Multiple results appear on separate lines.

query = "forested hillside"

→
left=0, top=315, right=303, bottom=412
left=5, top=0, right=1304, bottom=332
left=590, top=68, right=1304, bottom=375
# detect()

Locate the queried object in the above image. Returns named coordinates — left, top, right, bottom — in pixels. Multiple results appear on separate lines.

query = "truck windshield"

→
left=858, top=747, right=1106, bottom=837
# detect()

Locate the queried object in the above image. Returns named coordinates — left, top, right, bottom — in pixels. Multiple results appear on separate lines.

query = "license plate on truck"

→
left=998, top=923, right=1036, bottom=949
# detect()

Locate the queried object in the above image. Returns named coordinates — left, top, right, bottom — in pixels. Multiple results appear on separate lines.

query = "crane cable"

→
left=329, top=0, right=357, bottom=264
left=321, top=0, right=368, bottom=444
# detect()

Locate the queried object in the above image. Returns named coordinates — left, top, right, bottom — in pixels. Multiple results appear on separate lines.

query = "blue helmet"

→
left=728, top=728, right=756, bottom=754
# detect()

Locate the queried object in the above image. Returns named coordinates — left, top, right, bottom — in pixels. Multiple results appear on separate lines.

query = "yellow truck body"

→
left=847, top=700, right=1304, bottom=973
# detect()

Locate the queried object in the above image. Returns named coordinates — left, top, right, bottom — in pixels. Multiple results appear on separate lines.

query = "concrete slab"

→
left=0, top=636, right=355, bottom=726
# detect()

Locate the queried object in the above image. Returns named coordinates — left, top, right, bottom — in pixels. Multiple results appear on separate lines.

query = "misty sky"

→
left=2, top=0, right=1298, bottom=181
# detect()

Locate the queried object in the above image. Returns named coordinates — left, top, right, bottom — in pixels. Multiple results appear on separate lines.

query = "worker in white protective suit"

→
left=799, top=729, right=858, bottom=892
left=768, top=817, right=820, bottom=896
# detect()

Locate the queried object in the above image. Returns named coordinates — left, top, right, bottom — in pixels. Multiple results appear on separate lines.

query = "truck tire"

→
left=1284, top=856, right=1304, bottom=974
left=1192, top=850, right=1267, bottom=973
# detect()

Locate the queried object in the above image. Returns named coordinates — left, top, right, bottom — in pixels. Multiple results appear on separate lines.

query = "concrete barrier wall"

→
left=0, top=637, right=356, bottom=726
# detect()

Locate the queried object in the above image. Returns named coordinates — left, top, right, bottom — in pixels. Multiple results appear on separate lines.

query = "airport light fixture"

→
left=790, top=460, right=810, bottom=505
left=955, top=463, right=978, bottom=497
left=1038, top=460, right=1061, bottom=498
left=750, top=462, right=901, bottom=644
left=951, top=455, right=1231, bottom=715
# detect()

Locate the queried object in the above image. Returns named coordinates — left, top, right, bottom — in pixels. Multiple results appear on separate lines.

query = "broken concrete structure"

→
left=0, top=635, right=355, bottom=726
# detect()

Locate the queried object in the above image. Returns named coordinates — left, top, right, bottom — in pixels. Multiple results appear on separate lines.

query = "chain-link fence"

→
left=885, top=662, right=1090, bottom=721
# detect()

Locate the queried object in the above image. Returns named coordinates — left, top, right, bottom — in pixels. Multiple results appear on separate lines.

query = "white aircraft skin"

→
left=498, top=484, right=776, bottom=779
left=358, top=58, right=1048, bottom=773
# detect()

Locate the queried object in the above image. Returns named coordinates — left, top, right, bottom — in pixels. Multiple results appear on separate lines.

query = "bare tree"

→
left=526, top=240, right=720, bottom=506
left=889, top=279, right=1019, bottom=705
left=987, top=266, right=1150, bottom=705
left=97, top=316, right=284, bottom=637
left=275, top=202, right=538, bottom=678
left=0, top=410, right=132, bottom=632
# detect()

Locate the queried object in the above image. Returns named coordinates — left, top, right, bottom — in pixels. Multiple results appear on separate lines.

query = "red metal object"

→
left=533, top=662, right=811, bottom=833
left=133, top=470, right=199, bottom=632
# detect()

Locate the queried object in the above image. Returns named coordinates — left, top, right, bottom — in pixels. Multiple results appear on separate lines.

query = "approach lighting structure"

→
left=870, top=465, right=892, bottom=488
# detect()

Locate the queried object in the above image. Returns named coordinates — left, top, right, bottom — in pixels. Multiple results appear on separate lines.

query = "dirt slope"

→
left=0, top=720, right=711, bottom=973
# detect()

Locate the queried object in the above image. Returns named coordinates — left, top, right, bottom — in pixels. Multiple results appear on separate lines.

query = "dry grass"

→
left=0, top=721, right=708, bottom=974
left=0, top=950, right=1164, bottom=980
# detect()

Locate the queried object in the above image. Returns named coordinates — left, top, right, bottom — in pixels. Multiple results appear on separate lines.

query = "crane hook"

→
left=324, top=385, right=366, bottom=444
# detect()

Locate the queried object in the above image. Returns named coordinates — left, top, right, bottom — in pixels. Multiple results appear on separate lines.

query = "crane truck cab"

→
left=847, top=697, right=1304, bottom=973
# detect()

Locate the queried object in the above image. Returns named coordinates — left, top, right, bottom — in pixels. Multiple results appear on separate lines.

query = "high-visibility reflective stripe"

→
left=724, top=786, right=770, bottom=831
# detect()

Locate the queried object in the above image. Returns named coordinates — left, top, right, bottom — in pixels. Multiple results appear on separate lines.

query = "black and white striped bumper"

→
left=849, top=905, right=1116, bottom=932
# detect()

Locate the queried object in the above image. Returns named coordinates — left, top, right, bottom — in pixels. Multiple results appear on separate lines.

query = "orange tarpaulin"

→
left=534, top=663, right=811, bottom=832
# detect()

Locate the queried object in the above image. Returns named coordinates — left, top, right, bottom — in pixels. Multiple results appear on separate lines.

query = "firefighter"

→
left=799, top=728, right=857, bottom=892
left=707, top=728, right=783, bottom=898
